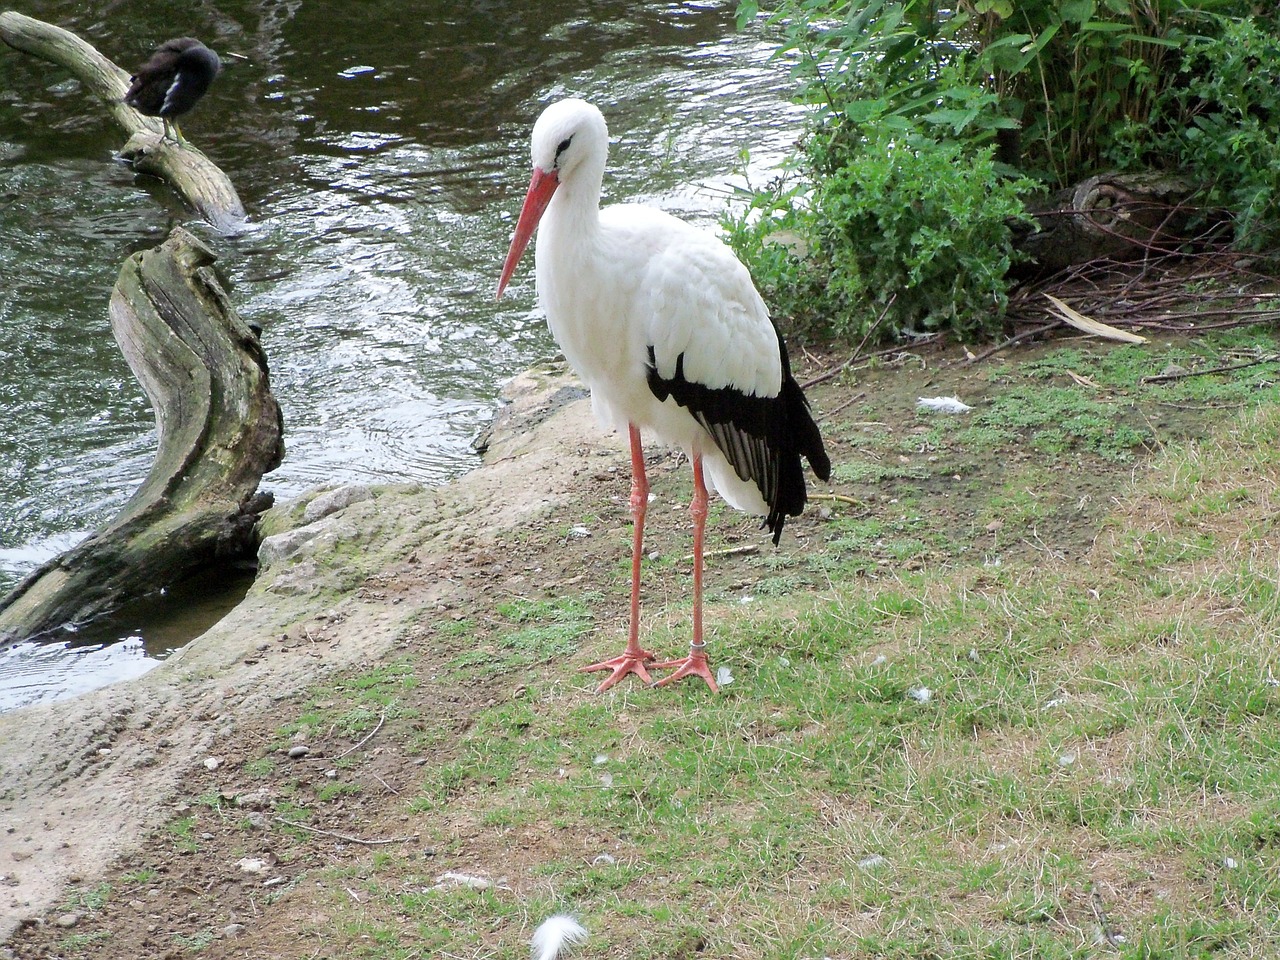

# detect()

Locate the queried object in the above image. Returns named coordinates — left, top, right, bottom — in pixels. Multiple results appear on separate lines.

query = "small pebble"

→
left=203, top=757, right=221, bottom=772
left=287, top=745, right=310, bottom=760
left=54, top=913, right=79, bottom=929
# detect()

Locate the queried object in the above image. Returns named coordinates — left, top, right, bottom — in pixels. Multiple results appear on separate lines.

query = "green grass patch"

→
left=284, top=342, right=1280, bottom=958
left=389, top=403, right=1280, bottom=954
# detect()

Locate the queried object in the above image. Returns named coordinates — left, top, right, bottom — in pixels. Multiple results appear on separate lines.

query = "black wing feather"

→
left=647, top=330, right=830, bottom=545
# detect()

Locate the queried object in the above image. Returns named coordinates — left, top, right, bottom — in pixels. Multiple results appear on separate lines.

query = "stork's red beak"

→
left=496, top=166, right=559, bottom=299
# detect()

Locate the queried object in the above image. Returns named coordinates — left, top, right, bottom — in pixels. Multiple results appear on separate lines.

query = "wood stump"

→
left=1013, top=172, right=1214, bottom=276
left=0, top=228, right=284, bottom=646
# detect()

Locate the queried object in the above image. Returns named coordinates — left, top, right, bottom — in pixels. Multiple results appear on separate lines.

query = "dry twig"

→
left=273, top=816, right=416, bottom=846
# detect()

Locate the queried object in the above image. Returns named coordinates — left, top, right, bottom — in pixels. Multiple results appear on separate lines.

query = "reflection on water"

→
left=0, top=571, right=253, bottom=712
left=0, top=637, right=156, bottom=713
left=0, top=0, right=802, bottom=707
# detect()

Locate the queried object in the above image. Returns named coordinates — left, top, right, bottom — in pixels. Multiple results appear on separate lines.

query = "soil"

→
left=0, top=342, right=1202, bottom=958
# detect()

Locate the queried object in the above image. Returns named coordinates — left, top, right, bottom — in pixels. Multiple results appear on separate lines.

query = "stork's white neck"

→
left=543, top=157, right=604, bottom=250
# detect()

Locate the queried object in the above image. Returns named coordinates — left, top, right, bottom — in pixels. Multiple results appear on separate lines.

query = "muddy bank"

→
left=0, top=366, right=606, bottom=942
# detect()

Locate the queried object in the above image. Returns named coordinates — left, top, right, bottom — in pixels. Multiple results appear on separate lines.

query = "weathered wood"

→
left=1013, top=172, right=1213, bottom=277
left=0, top=11, right=245, bottom=231
left=0, top=227, right=284, bottom=647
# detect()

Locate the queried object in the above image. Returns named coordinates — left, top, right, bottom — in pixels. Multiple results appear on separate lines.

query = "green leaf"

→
left=921, top=108, right=981, bottom=134
left=979, top=33, right=1038, bottom=73
left=975, top=0, right=1013, bottom=16
left=1059, top=0, right=1095, bottom=23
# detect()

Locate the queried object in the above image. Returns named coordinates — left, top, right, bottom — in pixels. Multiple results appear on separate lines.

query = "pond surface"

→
left=0, top=0, right=802, bottom=709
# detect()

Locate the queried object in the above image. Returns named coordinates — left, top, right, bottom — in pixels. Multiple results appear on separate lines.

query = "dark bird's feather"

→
left=124, top=38, right=220, bottom=120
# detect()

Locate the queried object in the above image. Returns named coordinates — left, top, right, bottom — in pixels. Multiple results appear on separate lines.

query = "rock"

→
left=303, top=485, right=372, bottom=524
left=222, top=922, right=247, bottom=938
left=264, top=558, right=323, bottom=596
left=203, top=757, right=221, bottom=771
left=54, top=912, right=80, bottom=928
left=287, top=745, right=310, bottom=760
left=234, top=789, right=272, bottom=810
left=257, top=527, right=321, bottom=572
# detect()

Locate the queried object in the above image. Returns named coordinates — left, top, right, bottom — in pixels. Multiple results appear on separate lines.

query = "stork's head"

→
left=529, top=98, right=608, bottom=183
left=497, top=99, right=609, bottom=299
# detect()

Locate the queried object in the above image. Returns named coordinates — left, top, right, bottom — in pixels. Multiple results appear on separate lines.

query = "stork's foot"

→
left=581, top=649, right=656, bottom=692
left=651, top=653, right=719, bottom=693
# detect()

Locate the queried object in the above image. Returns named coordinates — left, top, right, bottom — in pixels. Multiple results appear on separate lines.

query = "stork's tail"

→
left=764, top=340, right=831, bottom=544
left=532, top=914, right=589, bottom=960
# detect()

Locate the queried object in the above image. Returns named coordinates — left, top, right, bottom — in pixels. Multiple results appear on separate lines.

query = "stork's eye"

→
left=554, top=136, right=573, bottom=165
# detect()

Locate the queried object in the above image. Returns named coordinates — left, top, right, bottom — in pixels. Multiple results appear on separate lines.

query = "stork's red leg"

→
left=652, top=455, right=719, bottom=692
left=581, top=424, right=656, bottom=691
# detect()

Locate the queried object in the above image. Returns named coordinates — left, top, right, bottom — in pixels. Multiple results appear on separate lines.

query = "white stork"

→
left=497, top=98, right=830, bottom=693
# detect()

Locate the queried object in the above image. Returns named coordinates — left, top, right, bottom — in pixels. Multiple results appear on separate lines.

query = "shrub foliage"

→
left=728, top=1, right=1280, bottom=344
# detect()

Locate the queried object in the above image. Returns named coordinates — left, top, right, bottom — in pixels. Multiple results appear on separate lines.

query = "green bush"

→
left=1109, top=15, right=1280, bottom=248
left=727, top=0, right=1280, bottom=346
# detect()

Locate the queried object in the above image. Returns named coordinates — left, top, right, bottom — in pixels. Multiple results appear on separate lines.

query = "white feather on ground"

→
left=531, top=914, right=589, bottom=960
left=916, top=395, right=973, bottom=414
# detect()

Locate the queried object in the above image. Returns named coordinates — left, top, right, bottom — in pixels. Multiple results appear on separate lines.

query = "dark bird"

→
left=123, top=38, right=221, bottom=146
left=497, top=99, right=831, bottom=693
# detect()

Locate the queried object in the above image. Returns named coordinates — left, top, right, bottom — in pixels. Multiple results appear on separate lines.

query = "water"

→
left=0, top=0, right=803, bottom=708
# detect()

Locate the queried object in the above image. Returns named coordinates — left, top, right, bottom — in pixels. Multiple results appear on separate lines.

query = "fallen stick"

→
left=809, top=493, right=860, bottom=507
left=964, top=322, right=1061, bottom=365
left=273, top=817, right=417, bottom=846
left=1140, top=354, right=1279, bottom=384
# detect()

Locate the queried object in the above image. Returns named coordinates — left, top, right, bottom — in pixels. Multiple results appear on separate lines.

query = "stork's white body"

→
left=536, top=199, right=780, bottom=515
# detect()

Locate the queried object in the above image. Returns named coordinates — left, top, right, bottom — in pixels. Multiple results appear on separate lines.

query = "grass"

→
left=393, top=558, right=1265, bottom=956
left=96, top=334, right=1280, bottom=959
left=381, top=339, right=1280, bottom=957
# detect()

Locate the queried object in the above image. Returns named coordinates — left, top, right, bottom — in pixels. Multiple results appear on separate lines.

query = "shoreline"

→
left=0, top=364, right=610, bottom=942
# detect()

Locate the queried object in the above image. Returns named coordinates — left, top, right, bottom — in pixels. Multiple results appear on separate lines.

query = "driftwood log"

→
left=0, top=227, right=284, bottom=647
left=1013, top=172, right=1211, bottom=277
left=0, top=10, right=245, bottom=231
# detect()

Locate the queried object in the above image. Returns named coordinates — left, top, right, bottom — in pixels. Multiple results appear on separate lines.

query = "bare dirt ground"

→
left=0, top=342, right=1193, bottom=958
